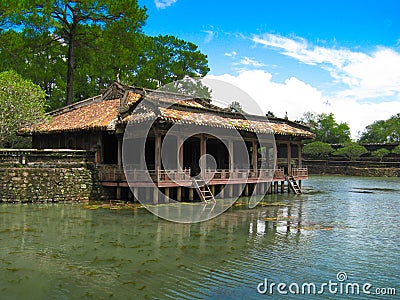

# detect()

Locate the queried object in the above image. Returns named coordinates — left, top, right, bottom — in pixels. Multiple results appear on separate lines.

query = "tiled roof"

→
left=159, top=108, right=274, bottom=134
left=266, top=122, right=315, bottom=137
left=29, top=99, right=121, bottom=133
left=124, top=107, right=314, bottom=137
left=145, top=94, right=207, bottom=108
left=23, top=83, right=314, bottom=138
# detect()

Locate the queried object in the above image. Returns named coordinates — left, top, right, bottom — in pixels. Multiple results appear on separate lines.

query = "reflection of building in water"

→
left=22, top=82, right=314, bottom=202
left=146, top=199, right=308, bottom=256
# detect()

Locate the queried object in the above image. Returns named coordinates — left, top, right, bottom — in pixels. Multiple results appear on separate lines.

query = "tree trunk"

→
left=66, top=25, right=76, bottom=106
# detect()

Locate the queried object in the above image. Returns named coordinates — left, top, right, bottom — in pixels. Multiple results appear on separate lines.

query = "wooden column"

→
left=177, top=136, right=183, bottom=170
left=98, top=135, right=103, bottom=164
left=297, top=142, right=302, bottom=189
left=117, top=135, right=123, bottom=169
left=188, top=188, right=193, bottom=201
left=116, top=185, right=121, bottom=200
left=177, top=187, right=182, bottom=202
left=164, top=187, right=170, bottom=203
left=267, top=183, right=272, bottom=194
left=228, top=140, right=234, bottom=173
left=252, top=140, right=258, bottom=173
left=200, top=134, right=206, bottom=178
left=228, top=184, right=233, bottom=198
left=116, top=135, right=123, bottom=200
left=287, top=142, right=292, bottom=176
left=219, top=186, right=224, bottom=198
left=211, top=185, right=215, bottom=196
left=155, top=133, right=162, bottom=172
left=260, top=183, right=265, bottom=195
left=298, top=142, right=302, bottom=168
left=153, top=188, right=159, bottom=204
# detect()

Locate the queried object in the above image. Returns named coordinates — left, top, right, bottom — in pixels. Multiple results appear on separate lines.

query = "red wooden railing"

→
left=97, top=166, right=295, bottom=183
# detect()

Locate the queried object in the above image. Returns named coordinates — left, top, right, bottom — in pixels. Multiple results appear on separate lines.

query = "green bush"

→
left=0, top=70, right=47, bottom=148
left=392, top=145, right=400, bottom=155
left=302, top=141, right=334, bottom=159
left=371, top=148, right=390, bottom=161
left=333, top=142, right=368, bottom=160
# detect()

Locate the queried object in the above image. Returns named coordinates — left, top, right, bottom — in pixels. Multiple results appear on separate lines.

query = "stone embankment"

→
left=304, top=159, right=400, bottom=177
left=0, top=149, right=103, bottom=202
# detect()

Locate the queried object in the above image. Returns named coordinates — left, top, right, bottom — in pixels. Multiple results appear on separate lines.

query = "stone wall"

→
left=0, top=149, right=104, bottom=202
left=304, top=159, right=400, bottom=177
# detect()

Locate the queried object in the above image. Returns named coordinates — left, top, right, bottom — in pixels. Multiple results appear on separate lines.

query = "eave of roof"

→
left=22, top=82, right=314, bottom=139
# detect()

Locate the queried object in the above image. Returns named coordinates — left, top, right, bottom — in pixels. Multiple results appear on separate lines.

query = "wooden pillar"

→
left=164, top=187, right=170, bottom=203
left=287, top=142, right=292, bottom=176
left=267, top=183, right=272, bottom=194
left=200, top=134, right=206, bottom=177
left=98, top=135, right=104, bottom=164
left=260, top=183, right=265, bottom=195
left=229, top=140, right=234, bottom=172
left=155, top=133, right=162, bottom=172
left=116, top=135, right=123, bottom=200
left=219, top=185, right=224, bottom=198
left=177, top=135, right=183, bottom=170
left=245, top=184, right=249, bottom=196
left=211, top=185, right=215, bottom=196
left=177, top=187, right=182, bottom=202
left=116, top=185, right=121, bottom=200
left=228, top=184, right=233, bottom=198
left=188, top=188, right=193, bottom=201
left=274, top=181, right=278, bottom=194
left=117, top=134, right=123, bottom=169
left=298, top=143, right=302, bottom=168
left=153, top=188, right=159, bottom=204
left=280, top=181, right=285, bottom=193
left=252, top=140, right=258, bottom=173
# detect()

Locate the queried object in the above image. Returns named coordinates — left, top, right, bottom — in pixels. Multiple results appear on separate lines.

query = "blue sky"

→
left=138, top=0, right=400, bottom=137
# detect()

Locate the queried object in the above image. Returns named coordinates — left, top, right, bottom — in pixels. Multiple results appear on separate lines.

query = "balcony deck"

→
left=98, top=166, right=308, bottom=188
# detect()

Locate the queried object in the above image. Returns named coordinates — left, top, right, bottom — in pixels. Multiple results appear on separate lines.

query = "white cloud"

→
left=203, top=30, right=214, bottom=43
left=154, top=0, right=177, bottom=9
left=207, top=70, right=400, bottom=138
left=224, top=51, right=237, bottom=57
left=235, top=56, right=265, bottom=67
left=252, top=33, right=400, bottom=100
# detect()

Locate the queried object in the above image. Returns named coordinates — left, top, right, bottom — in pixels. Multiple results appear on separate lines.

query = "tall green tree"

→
left=132, top=35, right=210, bottom=89
left=0, top=70, right=47, bottom=148
left=358, top=114, right=400, bottom=143
left=0, top=0, right=147, bottom=106
left=301, top=112, right=351, bottom=144
left=0, top=2, right=210, bottom=109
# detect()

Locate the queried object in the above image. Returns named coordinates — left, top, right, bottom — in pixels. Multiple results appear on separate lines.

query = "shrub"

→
left=333, top=142, right=368, bottom=160
left=0, top=70, right=47, bottom=148
left=371, top=148, right=390, bottom=161
left=302, top=141, right=334, bottom=159
left=392, top=145, right=400, bottom=155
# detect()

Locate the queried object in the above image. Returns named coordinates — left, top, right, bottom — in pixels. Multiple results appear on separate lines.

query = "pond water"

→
left=0, top=176, right=399, bottom=299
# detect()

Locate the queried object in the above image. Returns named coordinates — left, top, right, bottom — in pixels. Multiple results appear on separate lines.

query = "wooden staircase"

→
left=192, top=176, right=216, bottom=203
left=286, top=175, right=302, bottom=194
